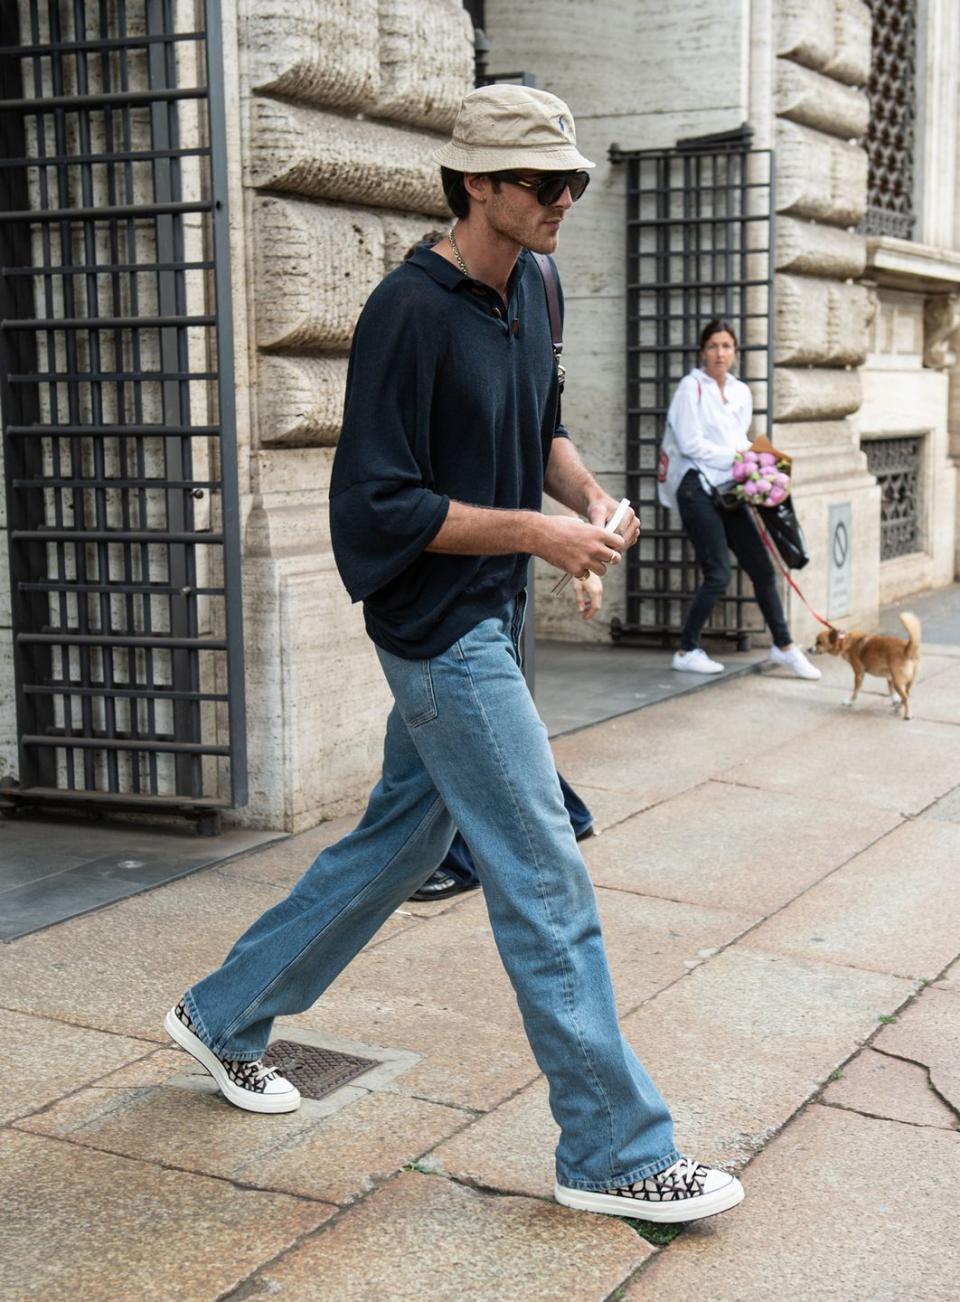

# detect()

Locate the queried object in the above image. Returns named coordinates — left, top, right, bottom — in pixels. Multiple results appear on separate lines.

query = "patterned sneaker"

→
left=555, top=1157, right=744, bottom=1223
left=164, top=1001, right=301, bottom=1114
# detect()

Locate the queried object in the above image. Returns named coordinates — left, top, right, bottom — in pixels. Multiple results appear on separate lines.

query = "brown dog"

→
left=813, top=611, right=921, bottom=720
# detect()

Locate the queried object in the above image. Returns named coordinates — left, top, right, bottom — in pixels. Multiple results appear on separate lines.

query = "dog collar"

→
left=835, top=630, right=846, bottom=651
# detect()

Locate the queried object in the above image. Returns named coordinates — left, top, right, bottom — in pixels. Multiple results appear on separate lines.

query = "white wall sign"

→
left=827, top=502, right=852, bottom=619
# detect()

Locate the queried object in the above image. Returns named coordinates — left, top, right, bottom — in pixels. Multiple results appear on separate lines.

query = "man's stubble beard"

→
left=487, top=199, right=563, bottom=257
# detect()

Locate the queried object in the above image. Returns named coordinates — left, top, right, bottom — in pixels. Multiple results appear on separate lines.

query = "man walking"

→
left=165, top=84, right=743, bottom=1224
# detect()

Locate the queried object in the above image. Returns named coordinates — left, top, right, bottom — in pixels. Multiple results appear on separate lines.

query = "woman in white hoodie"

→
left=659, top=319, right=820, bottom=679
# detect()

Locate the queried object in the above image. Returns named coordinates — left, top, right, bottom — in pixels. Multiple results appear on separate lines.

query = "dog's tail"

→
left=899, top=610, right=921, bottom=656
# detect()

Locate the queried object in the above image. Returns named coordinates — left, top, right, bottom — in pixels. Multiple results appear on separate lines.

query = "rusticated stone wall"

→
left=773, top=1, right=872, bottom=416
left=769, top=0, right=883, bottom=637
left=234, top=0, right=473, bottom=829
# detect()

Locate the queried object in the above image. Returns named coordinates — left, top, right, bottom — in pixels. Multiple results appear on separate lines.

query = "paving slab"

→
left=0, top=1008, right=154, bottom=1124
left=434, top=947, right=913, bottom=1190
left=431, top=1076, right=558, bottom=1198
left=296, top=982, right=539, bottom=1113
left=935, top=955, right=960, bottom=991
left=807, top=654, right=960, bottom=727
left=619, top=946, right=914, bottom=1167
left=16, top=1064, right=469, bottom=1206
left=886, top=659, right=960, bottom=726
left=625, top=1105, right=960, bottom=1302
left=0, top=816, right=285, bottom=940
left=565, top=781, right=658, bottom=833
left=308, top=885, right=753, bottom=1110
left=746, top=818, right=960, bottom=980
left=0, top=862, right=413, bottom=1044
left=242, top=1170, right=653, bottom=1302
left=872, top=985, right=960, bottom=1115
left=0, top=1130, right=330, bottom=1302
left=583, top=781, right=901, bottom=915
left=821, top=1047, right=959, bottom=1130
left=550, top=674, right=827, bottom=802
left=216, top=812, right=357, bottom=889
left=720, top=711, right=960, bottom=815
left=921, top=783, right=960, bottom=825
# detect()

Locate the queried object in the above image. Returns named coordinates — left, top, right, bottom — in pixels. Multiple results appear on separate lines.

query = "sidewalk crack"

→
left=818, top=1098, right=959, bottom=1132
left=870, top=1047, right=960, bottom=1125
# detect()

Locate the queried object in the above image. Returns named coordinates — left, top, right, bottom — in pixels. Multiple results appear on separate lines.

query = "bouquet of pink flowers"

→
left=730, top=446, right=791, bottom=507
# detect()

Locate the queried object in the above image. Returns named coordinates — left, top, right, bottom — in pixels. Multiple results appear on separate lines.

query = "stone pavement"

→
left=3, top=637, right=960, bottom=1300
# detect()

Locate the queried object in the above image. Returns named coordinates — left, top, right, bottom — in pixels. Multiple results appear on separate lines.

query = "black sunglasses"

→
left=495, top=170, right=591, bottom=206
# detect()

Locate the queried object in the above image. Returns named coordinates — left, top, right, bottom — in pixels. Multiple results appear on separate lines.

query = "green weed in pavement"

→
left=628, top=1219, right=683, bottom=1246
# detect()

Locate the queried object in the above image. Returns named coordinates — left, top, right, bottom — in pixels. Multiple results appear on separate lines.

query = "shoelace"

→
left=658, top=1158, right=703, bottom=1190
left=231, top=1059, right=277, bottom=1083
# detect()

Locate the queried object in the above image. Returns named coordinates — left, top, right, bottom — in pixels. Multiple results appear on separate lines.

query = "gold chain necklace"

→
left=448, top=226, right=469, bottom=277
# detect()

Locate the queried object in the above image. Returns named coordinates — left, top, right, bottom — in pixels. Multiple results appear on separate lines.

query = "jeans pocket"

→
left=399, top=658, right=438, bottom=728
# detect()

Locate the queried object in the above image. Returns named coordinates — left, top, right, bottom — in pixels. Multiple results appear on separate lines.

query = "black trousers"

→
left=676, top=469, right=791, bottom=651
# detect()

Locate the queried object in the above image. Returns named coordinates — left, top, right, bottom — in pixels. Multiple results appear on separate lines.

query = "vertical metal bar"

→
left=766, top=150, right=776, bottom=434
left=146, top=0, right=196, bottom=796
left=0, top=1, right=51, bottom=789
left=203, top=0, right=247, bottom=805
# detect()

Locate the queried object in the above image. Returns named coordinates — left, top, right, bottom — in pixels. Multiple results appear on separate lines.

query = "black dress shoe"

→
left=575, top=824, right=595, bottom=842
left=409, top=869, right=480, bottom=903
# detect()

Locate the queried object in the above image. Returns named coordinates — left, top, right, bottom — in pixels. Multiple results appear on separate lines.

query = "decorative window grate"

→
left=863, top=0, right=917, bottom=239
left=0, top=0, right=246, bottom=827
left=862, top=436, right=922, bottom=560
left=611, top=132, right=776, bottom=645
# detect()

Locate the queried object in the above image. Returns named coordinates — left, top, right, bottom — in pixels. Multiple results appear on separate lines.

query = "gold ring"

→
left=580, top=570, right=590, bottom=581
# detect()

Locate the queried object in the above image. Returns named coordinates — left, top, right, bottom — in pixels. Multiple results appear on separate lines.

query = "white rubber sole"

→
left=164, top=1007, right=301, bottom=1114
left=554, top=1175, right=744, bottom=1223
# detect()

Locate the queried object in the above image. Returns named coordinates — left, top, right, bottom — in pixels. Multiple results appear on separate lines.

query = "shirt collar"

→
left=408, top=243, right=530, bottom=296
left=694, top=366, right=740, bottom=392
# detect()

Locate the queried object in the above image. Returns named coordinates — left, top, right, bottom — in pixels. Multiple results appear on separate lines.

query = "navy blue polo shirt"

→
left=329, top=244, right=568, bottom=659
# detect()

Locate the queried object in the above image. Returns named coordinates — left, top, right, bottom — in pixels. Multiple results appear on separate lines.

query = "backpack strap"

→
left=530, top=251, right=565, bottom=388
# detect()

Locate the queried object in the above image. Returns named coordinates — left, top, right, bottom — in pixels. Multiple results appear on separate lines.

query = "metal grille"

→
left=264, top=1041, right=379, bottom=1101
left=0, top=0, right=245, bottom=822
left=611, top=131, right=776, bottom=644
left=863, top=436, right=922, bottom=560
left=863, top=0, right=916, bottom=239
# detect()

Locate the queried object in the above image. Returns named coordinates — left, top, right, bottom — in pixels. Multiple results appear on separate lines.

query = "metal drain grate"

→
left=263, top=1040, right=379, bottom=1100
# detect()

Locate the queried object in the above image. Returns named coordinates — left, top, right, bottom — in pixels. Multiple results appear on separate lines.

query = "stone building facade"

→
left=1, top=0, right=956, bottom=833
left=490, top=0, right=957, bottom=648
left=221, top=0, right=474, bottom=828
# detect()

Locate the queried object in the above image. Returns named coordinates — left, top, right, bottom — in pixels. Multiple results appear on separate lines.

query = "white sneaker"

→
left=769, top=644, right=821, bottom=680
left=165, top=1001, right=301, bottom=1114
left=555, top=1157, right=744, bottom=1223
left=672, top=648, right=724, bottom=675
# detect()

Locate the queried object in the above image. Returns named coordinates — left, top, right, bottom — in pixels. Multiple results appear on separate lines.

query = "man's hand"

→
left=586, top=496, right=641, bottom=547
left=572, top=572, right=603, bottom=620
left=535, top=515, right=626, bottom=579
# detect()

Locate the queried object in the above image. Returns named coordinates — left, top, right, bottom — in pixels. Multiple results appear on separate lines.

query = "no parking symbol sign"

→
left=828, top=502, right=851, bottom=618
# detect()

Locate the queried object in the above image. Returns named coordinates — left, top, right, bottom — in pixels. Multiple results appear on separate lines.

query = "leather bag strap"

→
left=530, top=251, right=563, bottom=357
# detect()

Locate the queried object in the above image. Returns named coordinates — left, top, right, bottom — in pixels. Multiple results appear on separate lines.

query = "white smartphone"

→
left=552, top=498, right=632, bottom=595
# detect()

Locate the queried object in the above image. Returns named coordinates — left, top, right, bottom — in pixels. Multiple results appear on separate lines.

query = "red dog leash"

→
left=752, top=508, right=841, bottom=636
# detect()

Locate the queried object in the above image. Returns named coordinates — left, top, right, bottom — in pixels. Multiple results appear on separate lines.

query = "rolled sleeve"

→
left=330, top=281, right=451, bottom=601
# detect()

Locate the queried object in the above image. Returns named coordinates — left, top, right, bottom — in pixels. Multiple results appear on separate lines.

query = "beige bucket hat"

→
left=435, top=84, right=595, bottom=173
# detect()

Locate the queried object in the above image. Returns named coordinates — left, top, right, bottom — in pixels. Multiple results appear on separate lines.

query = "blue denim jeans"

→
left=184, top=596, right=678, bottom=1190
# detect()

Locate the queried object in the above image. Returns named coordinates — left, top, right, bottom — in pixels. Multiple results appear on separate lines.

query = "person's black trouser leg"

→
left=677, top=472, right=732, bottom=650
left=677, top=470, right=791, bottom=650
left=722, top=502, right=792, bottom=648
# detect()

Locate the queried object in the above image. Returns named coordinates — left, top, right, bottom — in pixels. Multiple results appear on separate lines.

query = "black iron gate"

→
left=0, top=0, right=245, bottom=825
left=610, top=129, right=776, bottom=645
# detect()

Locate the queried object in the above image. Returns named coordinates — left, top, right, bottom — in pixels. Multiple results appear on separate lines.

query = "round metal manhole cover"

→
left=263, top=1040, right=379, bottom=1100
